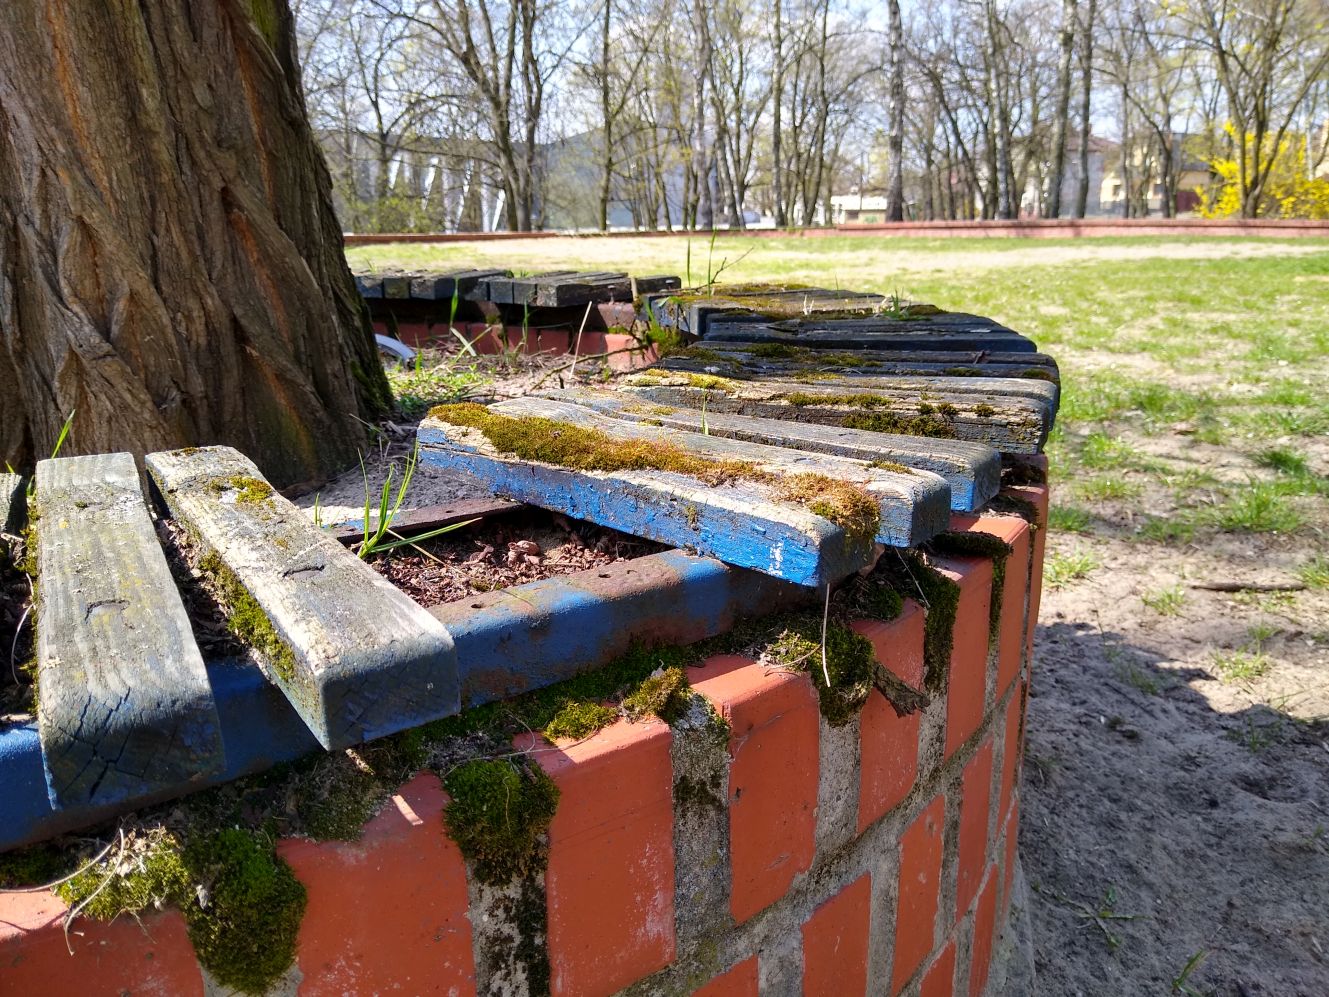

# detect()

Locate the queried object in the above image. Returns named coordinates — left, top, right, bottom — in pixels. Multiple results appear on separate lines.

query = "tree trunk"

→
left=1047, top=0, right=1076, bottom=217
left=885, top=0, right=905, bottom=222
left=0, top=0, right=390, bottom=488
left=1074, top=0, right=1097, bottom=217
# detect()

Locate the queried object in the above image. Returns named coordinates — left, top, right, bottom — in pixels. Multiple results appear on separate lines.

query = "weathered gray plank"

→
left=482, top=270, right=580, bottom=305
left=381, top=274, right=412, bottom=299
left=651, top=354, right=1059, bottom=410
left=0, top=473, right=25, bottom=534
left=146, top=447, right=460, bottom=749
left=704, top=318, right=1037, bottom=353
left=694, top=343, right=1060, bottom=382
left=409, top=268, right=511, bottom=301
left=354, top=274, right=384, bottom=299
left=418, top=397, right=953, bottom=587
left=34, top=453, right=224, bottom=809
left=619, top=372, right=1052, bottom=454
left=537, top=387, right=1001, bottom=512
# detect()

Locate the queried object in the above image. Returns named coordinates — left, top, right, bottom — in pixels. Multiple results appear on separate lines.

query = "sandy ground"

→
left=1023, top=513, right=1329, bottom=994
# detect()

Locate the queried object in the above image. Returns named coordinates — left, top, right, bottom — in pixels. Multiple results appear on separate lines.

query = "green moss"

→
left=875, top=551, right=960, bottom=692
left=428, top=404, right=879, bottom=543
left=929, top=530, right=1013, bottom=646
left=442, top=759, right=560, bottom=885
left=247, top=0, right=281, bottom=47
left=57, top=828, right=305, bottom=996
left=198, top=551, right=299, bottom=684
left=0, top=841, right=77, bottom=888
left=869, top=460, right=914, bottom=475
left=764, top=615, right=877, bottom=726
left=206, top=475, right=274, bottom=506
left=937, top=402, right=959, bottom=417
left=544, top=700, right=617, bottom=740
left=1020, top=368, right=1057, bottom=381
left=679, top=347, right=730, bottom=364
left=747, top=343, right=807, bottom=359
left=944, top=366, right=985, bottom=377
left=674, top=771, right=725, bottom=811
left=630, top=369, right=743, bottom=391
left=622, top=666, right=691, bottom=723
left=974, top=403, right=996, bottom=418
left=841, top=411, right=958, bottom=439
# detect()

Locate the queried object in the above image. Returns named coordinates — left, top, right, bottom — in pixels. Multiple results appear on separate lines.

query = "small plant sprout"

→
left=1171, top=950, right=1209, bottom=996
left=1046, top=549, right=1100, bottom=589
left=356, top=444, right=474, bottom=559
left=1141, top=585, right=1185, bottom=616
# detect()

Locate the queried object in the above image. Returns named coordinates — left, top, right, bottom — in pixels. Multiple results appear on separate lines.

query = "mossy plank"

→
left=0, top=472, right=25, bottom=534
left=418, top=398, right=948, bottom=586
left=146, top=447, right=459, bottom=750
left=34, top=453, right=224, bottom=809
left=619, top=374, right=1053, bottom=454
left=480, top=270, right=580, bottom=305
left=545, top=388, right=1000, bottom=512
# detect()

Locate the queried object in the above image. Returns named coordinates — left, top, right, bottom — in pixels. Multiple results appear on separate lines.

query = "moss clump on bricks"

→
left=763, top=615, right=878, bottom=727
left=55, top=827, right=306, bottom=996
left=544, top=700, right=617, bottom=740
left=1002, top=458, right=1048, bottom=486
left=206, top=474, right=274, bottom=506
left=622, top=666, right=692, bottom=723
left=441, top=759, right=560, bottom=885
left=0, top=840, right=71, bottom=888
left=874, top=550, right=961, bottom=693
left=198, top=551, right=299, bottom=684
left=428, top=404, right=880, bottom=545
left=929, top=530, right=1013, bottom=646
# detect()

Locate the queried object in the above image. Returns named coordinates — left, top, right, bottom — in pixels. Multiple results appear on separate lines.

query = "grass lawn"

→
left=352, top=232, right=1329, bottom=993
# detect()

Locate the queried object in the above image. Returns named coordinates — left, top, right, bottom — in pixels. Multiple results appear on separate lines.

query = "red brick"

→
left=1000, top=801, right=1020, bottom=920
left=956, top=738, right=994, bottom=918
left=521, top=717, right=676, bottom=997
left=851, top=598, right=926, bottom=689
left=0, top=891, right=202, bottom=996
left=892, top=794, right=945, bottom=994
left=997, top=689, right=1023, bottom=826
left=933, top=555, right=993, bottom=759
left=920, top=941, right=957, bottom=997
left=968, top=867, right=999, bottom=997
left=802, top=874, right=872, bottom=997
left=854, top=603, right=925, bottom=832
left=279, top=772, right=474, bottom=995
left=692, top=956, right=759, bottom=996
left=949, top=514, right=1031, bottom=698
left=536, top=328, right=571, bottom=354
left=1004, top=483, right=1049, bottom=665
left=690, top=654, right=819, bottom=924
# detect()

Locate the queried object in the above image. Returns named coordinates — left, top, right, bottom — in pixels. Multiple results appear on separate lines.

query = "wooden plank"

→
left=0, top=472, right=25, bottom=534
left=532, top=274, right=633, bottom=307
left=704, top=318, right=1037, bottom=353
left=381, top=274, right=412, bottom=299
left=696, top=343, right=1060, bottom=381
left=633, top=275, right=683, bottom=296
left=618, top=372, right=1052, bottom=454
left=354, top=273, right=384, bottom=299
left=34, top=453, right=224, bottom=809
left=650, top=354, right=1059, bottom=410
left=418, top=397, right=953, bottom=587
left=537, top=387, right=1002, bottom=512
left=146, top=447, right=460, bottom=750
left=482, top=270, right=580, bottom=305
left=409, top=268, right=511, bottom=301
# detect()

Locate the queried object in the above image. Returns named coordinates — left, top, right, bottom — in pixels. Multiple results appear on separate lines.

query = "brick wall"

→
left=1, top=488, right=1047, bottom=996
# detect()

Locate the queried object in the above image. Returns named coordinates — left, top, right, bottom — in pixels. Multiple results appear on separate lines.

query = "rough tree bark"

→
left=885, top=0, right=905, bottom=222
left=0, top=0, right=390, bottom=488
left=1047, top=0, right=1076, bottom=218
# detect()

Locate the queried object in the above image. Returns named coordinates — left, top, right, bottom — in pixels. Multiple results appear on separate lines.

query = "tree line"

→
left=293, top=0, right=1329, bottom=231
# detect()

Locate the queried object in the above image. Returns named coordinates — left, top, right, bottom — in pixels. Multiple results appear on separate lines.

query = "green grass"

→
left=1299, top=555, right=1329, bottom=590
left=1212, top=647, right=1273, bottom=683
left=1046, top=550, right=1100, bottom=589
left=1048, top=505, right=1092, bottom=533
left=1141, top=585, right=1185, bottom=616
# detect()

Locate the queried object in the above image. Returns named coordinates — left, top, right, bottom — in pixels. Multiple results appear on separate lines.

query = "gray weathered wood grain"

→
left=34, top=453, right=224, bottom=809
left=0, top=473, right=25, bottom=534
left=146, top=447, right=460, bottom=749
left=704, top=318, right=1036, bottom=352
left=690, top=343, right=1060, bottom=382
left=619, top=372, right=1052, bottom=453
left=417, top=397, right=950, bottom=588
left=537, top=387, right=1001, bottom=512
left=651, top=354, right=1060, bottom=410
left=409, top=268, right=512, bottom=301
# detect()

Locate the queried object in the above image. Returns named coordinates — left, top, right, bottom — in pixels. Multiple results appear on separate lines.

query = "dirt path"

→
left=1023, top=528, right=1329, bottom=995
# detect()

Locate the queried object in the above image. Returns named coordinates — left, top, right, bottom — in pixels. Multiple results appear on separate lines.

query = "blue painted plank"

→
left=546, top=388, right=1001, bottom=512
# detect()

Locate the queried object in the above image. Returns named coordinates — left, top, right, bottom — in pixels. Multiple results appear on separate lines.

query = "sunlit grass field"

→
left=349, top=234, right=1329, bottom=554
